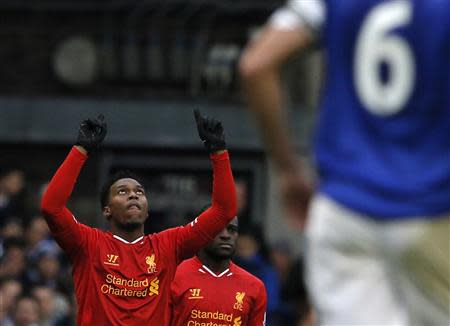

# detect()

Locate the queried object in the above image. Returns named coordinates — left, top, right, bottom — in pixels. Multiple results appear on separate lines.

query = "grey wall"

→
left=0, top=97, right=265, bottom=150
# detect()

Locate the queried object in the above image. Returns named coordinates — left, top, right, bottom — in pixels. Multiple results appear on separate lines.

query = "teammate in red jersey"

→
left=40, top=111, right=237, bottom=326
left=169, top=217, right=267, bottom=326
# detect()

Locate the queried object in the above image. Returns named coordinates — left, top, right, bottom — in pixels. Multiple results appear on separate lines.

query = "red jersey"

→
left=169, top=257, right=267, bottom=326
left=41, top=147, right=237, bottom=326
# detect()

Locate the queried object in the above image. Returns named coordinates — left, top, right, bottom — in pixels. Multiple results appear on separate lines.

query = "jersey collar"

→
left=113, top=234, right=144, bottom=244
left=198, top=262, right=233, bottom=278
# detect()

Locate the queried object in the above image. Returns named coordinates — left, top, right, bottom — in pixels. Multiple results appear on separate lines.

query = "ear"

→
left=103, top=206, right=111, bottom=220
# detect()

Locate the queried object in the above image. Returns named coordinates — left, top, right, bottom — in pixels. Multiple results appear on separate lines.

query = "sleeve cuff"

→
left=209, top=150, right=229, bottom=161
left=71, top=146, right=88, bottom=161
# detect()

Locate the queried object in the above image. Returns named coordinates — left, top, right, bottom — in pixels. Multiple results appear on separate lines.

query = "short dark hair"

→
left=100, top=170, right=143, bottom=208
left=3, top=236, right=26, bottom=251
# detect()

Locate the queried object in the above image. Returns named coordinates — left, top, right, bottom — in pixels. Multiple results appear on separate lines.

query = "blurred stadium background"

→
left=0, top=1, right=322, bottom=325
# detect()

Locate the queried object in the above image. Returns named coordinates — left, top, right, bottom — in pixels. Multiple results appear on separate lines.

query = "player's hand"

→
left=194, top=109, right=226, bottom=153
left=75, top=114, right=107, bottom=153
left=277, top=166, right=313, bottom=230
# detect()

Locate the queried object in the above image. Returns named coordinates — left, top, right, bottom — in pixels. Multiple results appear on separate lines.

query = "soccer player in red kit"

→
left=169, top=217, right=267, bottom=326
left=40, top=111, right=237, bottom=326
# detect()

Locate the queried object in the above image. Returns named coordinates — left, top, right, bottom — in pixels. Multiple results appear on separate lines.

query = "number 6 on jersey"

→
left=354, top=0, right=415, bottom=116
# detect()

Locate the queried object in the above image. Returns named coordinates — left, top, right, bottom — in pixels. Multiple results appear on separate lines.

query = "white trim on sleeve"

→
left=270, top=0, right=325, bottom=33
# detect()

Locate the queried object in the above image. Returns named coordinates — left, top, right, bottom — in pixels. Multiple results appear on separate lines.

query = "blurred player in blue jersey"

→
left=239, top=0, right=450, bottom=324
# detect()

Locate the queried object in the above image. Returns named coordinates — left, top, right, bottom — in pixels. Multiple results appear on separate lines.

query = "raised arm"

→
left=41, top=115, right=107, bottom=250
left=167, top=110, right=237, bottom=260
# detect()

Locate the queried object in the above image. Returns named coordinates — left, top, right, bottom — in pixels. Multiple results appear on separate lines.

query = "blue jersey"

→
left=278, top=0, right=450, bottom=219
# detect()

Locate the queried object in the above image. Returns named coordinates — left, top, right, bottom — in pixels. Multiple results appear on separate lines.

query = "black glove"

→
left=75, top=114, right=107, bottom=153
left=194, top=109, right=226, bottom=153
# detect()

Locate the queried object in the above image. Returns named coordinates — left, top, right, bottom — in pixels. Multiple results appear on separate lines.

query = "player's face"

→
left=205, top=217, right=238, bottom=260
left=103, top=178, right=149, bottom=231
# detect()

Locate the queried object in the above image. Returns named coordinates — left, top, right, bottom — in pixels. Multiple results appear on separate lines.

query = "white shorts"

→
left=305, top=194, right=450, bottom=325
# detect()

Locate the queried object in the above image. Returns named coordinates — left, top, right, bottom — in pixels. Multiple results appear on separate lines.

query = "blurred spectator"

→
left=234, top=224, right=281, bottom=325
left=26, top=216, right=51, bottom=253
left=0, top=167, right=26, bottom=223
left=0, top=237, right=27, bottom=280
left=270, top=240, right=296, bottom=323
left=22, top=216, right=61, bottom=289
left=0, top=217, right=24, bottom=257
left=0, top=217, right=24, bottom=239
left=10, top=295, right=40, bottom=326
left=25, top=216, right=61, bottom=270
left=270, top=240, right=292, bottom=284
left=25, top=247, right=64, bottom=290
left=31, top=285, right=72, bottom=326
left=0, top=278, right=23, bottom=326
left=37, top=250, right=61, bottom=287
left=269, top=241, right=316, bottom=325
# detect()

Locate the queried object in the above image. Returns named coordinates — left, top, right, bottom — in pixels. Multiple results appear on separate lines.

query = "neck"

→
left=197, top=251, right=230, bottom=274
left=110, top=225, right=144, bottom=243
